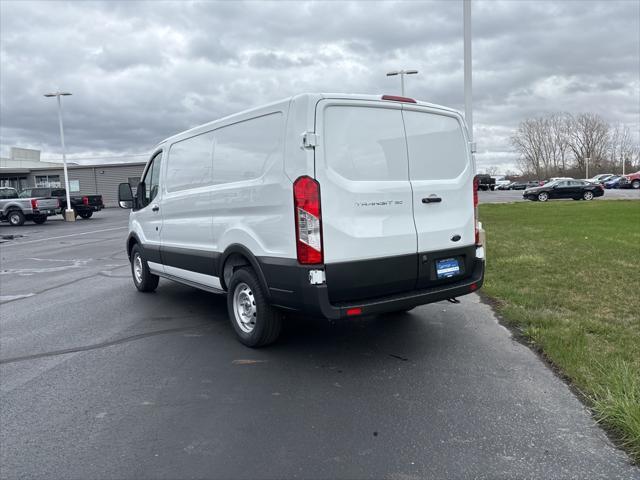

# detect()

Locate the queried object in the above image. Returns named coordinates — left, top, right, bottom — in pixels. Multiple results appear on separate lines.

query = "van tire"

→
left=227, top=267, right=282, bottom=347
left=8, top=210, right=25, bottom=226
left=130, top=244, right=159, bottom=292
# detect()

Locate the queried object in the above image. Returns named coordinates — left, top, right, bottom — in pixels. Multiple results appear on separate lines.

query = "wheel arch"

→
left=126, top=233, right=141, bottom=260
left=218, top=244, right=270, bottom=299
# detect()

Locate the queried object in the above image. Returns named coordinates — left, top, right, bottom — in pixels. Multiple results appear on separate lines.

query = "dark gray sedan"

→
left=523, top=179, right=605, bottom=202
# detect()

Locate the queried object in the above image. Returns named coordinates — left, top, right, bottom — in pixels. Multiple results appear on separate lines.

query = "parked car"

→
left=523, top=179, right=604, bottom=202
left=476, top=174, right=496, bottom=191
left=496, top=182, right=514, bottom=190
left=118, top=93, right=486, bottom=347
left=621, top=171, right=640, bottom=189
left=602, top=176, right=627, bottom=189
left=19, top=188, right=103, bottom=218
left=492, top=176, right=511, bottom=190
left=0, top=187, right=60, bottom=225
left=586, top=173, right=614, bottom=184
left=510, top=181, right=539, bottom=190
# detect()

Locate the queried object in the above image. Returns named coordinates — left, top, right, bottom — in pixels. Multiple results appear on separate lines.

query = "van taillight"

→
left=30, top=199, right=38, bottom=209
left=473, top=176, right=480, bottom=245
left=293, top=176, right=323, bottom=264
left=82, top=196, right=89, bottom=205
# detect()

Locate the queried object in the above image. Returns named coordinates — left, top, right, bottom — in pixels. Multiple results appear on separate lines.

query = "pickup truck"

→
left=622, top=171, right=640, bottom=189
left=0, top=187, right=60, bottom=226
left=19, top=188, right=104, bottom=219
left=476, top=174, right=496, bottom=191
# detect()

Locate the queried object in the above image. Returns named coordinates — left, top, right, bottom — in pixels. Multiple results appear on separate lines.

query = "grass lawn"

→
left=479, top=200, right=640, bottom=462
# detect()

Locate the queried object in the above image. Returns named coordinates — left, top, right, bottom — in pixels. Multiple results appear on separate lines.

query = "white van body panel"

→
left=158, top=102, right=296, bottom=261
left=129, top=147, right=166, bottom=273
left=314, top=99, right=417, bottom=263
left=402, top=104, right=475, bottom=252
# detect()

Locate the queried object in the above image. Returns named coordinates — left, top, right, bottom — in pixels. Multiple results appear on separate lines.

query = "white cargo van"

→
left=118, top=93, right=485, bottom=347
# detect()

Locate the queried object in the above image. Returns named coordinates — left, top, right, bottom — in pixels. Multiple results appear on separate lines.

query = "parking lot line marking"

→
left=1, top=226, right=127, bottom=247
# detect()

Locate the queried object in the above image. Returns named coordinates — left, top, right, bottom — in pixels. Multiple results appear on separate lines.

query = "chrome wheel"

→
left=133, top=253, right=143, bottom=284
left=233, top=282, right=257, bottom=333
left=9, top=213, right=20, bottom=225
left=538, top=192, right=548, bottom=202
left=583, top=191, right=594, bottom=200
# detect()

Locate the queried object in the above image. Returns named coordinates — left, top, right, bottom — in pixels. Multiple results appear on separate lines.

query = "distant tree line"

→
left=510, top=112, right=639, bottom=179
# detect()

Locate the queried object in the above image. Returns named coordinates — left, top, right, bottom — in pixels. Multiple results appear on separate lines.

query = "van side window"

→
left=403, top=111, right=468, bottom=180
left=166, top=132, right=214, bottom=192
left=323, top=106, right=408, bottom=181
left=212, top=113, right=283, bottom=185
left=142, top=152, right=162, bottom=206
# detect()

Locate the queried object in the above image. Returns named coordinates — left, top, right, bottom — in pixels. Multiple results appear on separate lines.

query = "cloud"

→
left=0, top=0, right=638, bottom=172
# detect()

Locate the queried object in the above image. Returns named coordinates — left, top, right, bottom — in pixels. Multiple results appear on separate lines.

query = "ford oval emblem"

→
left=451, top=234, right=461, bottom=242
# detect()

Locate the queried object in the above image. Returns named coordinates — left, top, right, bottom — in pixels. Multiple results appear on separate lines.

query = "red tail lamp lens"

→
left=293, top=176, right=323, bottom=264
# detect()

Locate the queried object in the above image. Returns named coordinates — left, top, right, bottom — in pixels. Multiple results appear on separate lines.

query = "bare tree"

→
left=484, top=165, right=500, bottom=176
left=512, top=112, right=634, bottom=177
left=512, top=118, right=545, bottom=179
left=511, top=114, right=572, bottom=179
left=567, top=113, right=609, bottom=176
left=549, top=113, right=571, bottom=173
left=609, top=124, right=634, bottom=174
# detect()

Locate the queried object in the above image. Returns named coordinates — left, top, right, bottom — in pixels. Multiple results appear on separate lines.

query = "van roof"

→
left=157, top=93, right=461, bottom=147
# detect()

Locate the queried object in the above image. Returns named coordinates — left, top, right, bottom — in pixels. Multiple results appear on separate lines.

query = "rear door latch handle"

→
left=422, top=195, right=442, bottom=204
left=151, top=205, right=160, bottom=212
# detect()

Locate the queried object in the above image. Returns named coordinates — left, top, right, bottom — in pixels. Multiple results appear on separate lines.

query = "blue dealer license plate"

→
left=436, top=258, right=460, bottom=279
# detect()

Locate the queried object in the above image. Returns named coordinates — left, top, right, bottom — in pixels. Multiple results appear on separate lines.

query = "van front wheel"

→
left=227, top=267, right=282, bottom=347
left=130, top=244, right=159, bottom=292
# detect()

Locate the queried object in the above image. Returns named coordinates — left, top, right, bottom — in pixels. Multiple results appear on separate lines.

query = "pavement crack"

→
left=0, top=324, right=212, bottom=365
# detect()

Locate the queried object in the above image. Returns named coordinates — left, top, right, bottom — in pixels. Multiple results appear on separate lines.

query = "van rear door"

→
left=401, top=106, right=475, bottom=289
left=314, top=100, right=417, bottom=303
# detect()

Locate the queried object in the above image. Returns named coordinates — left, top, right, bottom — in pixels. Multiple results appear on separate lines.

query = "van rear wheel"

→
left=227, top=267, right=282, bottom=347
left=130, top=244, right=159, bottom=292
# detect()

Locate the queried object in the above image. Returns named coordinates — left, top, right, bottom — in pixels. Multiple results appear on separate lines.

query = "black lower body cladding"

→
left=259, top=246, right=484, bottom=319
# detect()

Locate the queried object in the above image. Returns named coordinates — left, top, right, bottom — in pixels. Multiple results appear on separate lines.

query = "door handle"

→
left=151, top=204, right=159, bottom=212
left=422, top=196, right=442, bottom=204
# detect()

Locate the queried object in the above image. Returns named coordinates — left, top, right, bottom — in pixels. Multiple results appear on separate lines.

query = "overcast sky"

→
left=1, top=0, right=638, bottom=171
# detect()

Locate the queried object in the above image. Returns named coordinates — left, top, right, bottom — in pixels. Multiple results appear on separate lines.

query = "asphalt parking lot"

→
left=1, top=209, right=638, bottom=479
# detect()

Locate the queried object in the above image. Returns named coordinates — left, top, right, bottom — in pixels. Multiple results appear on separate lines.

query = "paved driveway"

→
left=1, top=209, right=638, bottom=479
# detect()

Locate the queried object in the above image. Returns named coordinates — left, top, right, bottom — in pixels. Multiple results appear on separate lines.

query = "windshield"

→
left=544, top=181, right=559, bottom=188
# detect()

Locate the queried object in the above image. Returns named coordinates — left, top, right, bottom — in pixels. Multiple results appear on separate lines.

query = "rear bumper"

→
left=74, top=205, right=103, bottom=213
left=260, top=254, right=485, bottom=320
left=307, top=259, right=484, bottom=320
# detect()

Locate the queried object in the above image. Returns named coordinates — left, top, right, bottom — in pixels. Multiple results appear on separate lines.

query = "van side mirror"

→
left=118, top=182, right=134, bottom=209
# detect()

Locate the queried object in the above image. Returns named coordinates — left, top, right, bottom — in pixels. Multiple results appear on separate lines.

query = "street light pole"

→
left=44, top=91, right=74, bottom=222
left=386, top=69, right=419, bottom=96
left=463, top=0, right=473, bottom=142
left=585, top=157, right=590, bottom=179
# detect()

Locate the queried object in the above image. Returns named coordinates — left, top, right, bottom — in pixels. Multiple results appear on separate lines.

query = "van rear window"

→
left=323, top=106, right=408, bottom=181
left=402, top=111, right=468, bottom=180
